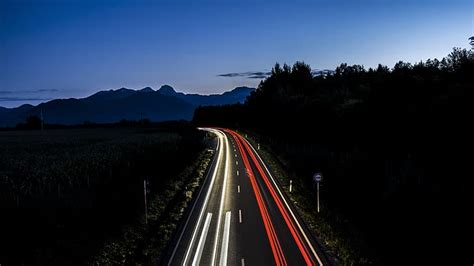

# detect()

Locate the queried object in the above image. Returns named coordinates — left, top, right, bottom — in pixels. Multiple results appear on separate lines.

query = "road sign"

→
left=313, top=172, right=322, bottom=183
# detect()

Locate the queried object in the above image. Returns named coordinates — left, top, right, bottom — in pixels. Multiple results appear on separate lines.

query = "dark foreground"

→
left=0, top=123, right=204, bottom=264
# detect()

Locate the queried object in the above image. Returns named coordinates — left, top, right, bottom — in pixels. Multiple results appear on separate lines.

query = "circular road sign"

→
left=313, top=173, right=322, bottom=183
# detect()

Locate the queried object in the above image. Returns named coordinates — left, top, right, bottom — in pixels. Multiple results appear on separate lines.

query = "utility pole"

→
left=144, top=179, right=148, bottom=224
left=40, top=109, right=44, bottom=131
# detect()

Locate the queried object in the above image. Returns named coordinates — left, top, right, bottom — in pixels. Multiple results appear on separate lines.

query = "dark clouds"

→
left=218, top=70, right=336, bottom=79
left=0, top=89, right=59, bottom=94
left=0, top=89, right=57, bottom=105
left=217, top=71, right=271, bottom=79
left=311, top=69, right=335, bottom=76
left=0, top=97, right=51, bottom=101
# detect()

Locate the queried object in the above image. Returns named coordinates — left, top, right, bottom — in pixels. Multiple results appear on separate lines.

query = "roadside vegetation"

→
left=242, top=131, right=375, bottom=265
left=93, top=147, right=214, bottom=264
left=194, top=44, right=473, bottom=265
left=0, top=122, right=205, bottom=265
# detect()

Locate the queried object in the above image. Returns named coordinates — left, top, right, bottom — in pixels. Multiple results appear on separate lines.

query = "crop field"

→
left=0, top=124, right=204, bottom=264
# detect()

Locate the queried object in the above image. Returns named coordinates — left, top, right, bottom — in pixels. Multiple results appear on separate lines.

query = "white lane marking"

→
left=237, top=185, right=240, bottom=193
left=181, top=129, right=224, bottom=266
left=236, top=160, right=238, bottom=165
left=235, top=153, right=237, bottom=158
left=192, top=213, right=213, bottom=266
left=241, top=258, right=245, bottom=266
left=239, top=209, right=242, bottom=223
left=243, top=137, right=324, bottom=265
left=237, top=170, right=239, bottom=176
left=211, top=131, right=231, bottom=266
left=219, top=211, right=232, bottom=266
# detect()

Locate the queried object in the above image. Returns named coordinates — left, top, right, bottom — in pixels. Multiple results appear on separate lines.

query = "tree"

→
left=26, top=115, right=41, bottom=128
left=291, top=61, right=312, bottom=76
left=393, top=61, right=412, bottom=72
left=272, top=63, right=282, bottom=75
left=376, top=64, right=390, bottom=74
left=16, top=115, right=42, bottom=129
left=446, top=47, right=469, bottom=71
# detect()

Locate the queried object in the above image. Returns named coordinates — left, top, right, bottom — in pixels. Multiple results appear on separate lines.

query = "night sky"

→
left=1, top=0, right=472, bottom=107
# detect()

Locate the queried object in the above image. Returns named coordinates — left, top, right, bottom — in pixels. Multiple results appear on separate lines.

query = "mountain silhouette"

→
left=0, top=86, right=254, bottom=126
left=157, top=85, right=178, bottom=96
left=158, top=85, right=254, bottom=106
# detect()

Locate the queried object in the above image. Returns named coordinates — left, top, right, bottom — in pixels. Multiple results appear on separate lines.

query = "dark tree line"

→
left=194, top=46, right=473, bottom=264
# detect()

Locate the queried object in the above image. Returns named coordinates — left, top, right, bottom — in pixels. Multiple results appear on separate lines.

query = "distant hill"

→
left=159, top=85, right=255, bottom=106
left=0, top=85, right=254, bottom=126
left=0, top=104, right=35, bottom=126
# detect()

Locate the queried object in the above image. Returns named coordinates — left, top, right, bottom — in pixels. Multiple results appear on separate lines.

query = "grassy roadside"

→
left=92, top=147, right=214, bottom=265
left=239, top=130, right=375, bottom=266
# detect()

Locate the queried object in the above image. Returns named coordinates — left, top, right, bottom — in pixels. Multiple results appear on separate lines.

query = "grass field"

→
left=0, top=124, right=205, bottom=264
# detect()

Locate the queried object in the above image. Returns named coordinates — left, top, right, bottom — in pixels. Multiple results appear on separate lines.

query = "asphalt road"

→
left=165, top=128, right=328, bottom=266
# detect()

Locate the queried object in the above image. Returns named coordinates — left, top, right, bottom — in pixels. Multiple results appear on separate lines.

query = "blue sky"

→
left=0, top=0, right=472, bottom=107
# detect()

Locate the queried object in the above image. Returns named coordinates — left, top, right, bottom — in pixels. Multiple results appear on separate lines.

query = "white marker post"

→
left=289, top=180, right=293, bottom=193
left=313, top=173, right=322, bottom=213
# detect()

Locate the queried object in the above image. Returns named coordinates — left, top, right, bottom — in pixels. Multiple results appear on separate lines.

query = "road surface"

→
left=165, top=128, right=328, bottom=266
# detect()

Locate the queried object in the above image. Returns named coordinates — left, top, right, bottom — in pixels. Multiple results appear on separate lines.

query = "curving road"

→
left=165, top=128, right=328, bottom=266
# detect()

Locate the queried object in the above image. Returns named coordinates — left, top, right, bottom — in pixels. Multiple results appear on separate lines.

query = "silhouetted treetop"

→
left=195, top=46, right=473, bottom=136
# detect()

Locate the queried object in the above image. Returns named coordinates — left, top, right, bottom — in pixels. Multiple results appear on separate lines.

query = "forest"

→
left=194, top=45, right=473, bottom=264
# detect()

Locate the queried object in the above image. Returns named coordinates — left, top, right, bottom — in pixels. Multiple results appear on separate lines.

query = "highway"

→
left=165, top=128, right=328, bottom=266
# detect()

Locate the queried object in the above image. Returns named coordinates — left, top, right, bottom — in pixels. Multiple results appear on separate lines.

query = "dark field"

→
left=0, top=124, right=204, bottom=264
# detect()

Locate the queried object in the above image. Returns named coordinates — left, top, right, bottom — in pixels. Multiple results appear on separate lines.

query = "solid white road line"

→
left=243, top=137, right=324, bottom=265
left=219, top=211, right=232, bottom=266
left=192, top=213, right=213, bottom=266
left=181, top=129, right=224, bottom=266
left=237, top=185, right=240, bottom=193
left=211, top=130, right=231, bottom=266
left=239, top=209, right=242, bottom=223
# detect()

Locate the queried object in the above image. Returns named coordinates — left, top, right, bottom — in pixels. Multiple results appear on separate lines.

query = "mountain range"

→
left=0, top=85, right=254, bottom=126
